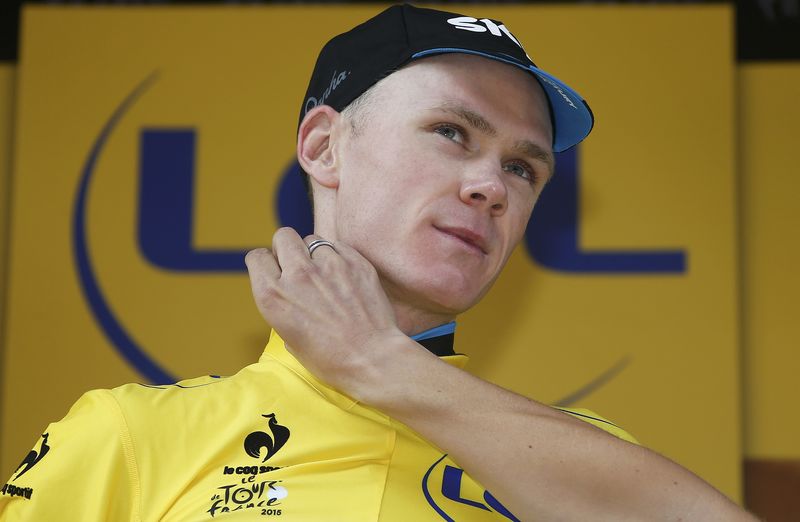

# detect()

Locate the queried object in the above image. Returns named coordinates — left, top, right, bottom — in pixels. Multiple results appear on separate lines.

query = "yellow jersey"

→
left=1, top=330, right=635, bottom=521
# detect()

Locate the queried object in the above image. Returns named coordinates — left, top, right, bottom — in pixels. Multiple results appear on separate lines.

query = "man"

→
left=1, top=4, right=755, bottom=520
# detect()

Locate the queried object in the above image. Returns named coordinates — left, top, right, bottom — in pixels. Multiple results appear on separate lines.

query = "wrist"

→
left=347, top=331, right=434, bottom=407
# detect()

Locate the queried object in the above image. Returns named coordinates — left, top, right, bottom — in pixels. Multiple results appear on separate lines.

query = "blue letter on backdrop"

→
left=139, top=129, right=253, bottom=271
left=524, top=147, right=686, bottom=273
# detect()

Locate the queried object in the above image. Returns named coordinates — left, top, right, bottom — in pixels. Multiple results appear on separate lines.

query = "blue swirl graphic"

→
left=73, top=72, right=176, bottom=384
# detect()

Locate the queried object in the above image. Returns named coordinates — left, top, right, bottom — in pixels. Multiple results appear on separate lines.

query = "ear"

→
left=297, top=105, right=341, bottom=189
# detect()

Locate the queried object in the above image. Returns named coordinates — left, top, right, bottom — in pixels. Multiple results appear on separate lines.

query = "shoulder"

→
left=110, top=357, right=285, bottom=403
left=114, top=374, right=229, bottom=396
left=0, top=389, right=139, bottom=519
left=106, top=358, right=311, bottom=435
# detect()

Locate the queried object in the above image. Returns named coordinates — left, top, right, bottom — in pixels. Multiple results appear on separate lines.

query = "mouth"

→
left=434, top=226, right=488, bottom=255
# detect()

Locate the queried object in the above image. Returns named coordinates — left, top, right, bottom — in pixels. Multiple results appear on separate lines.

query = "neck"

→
left=313, top=219, right=455, bottom=337
left=384, top=283, right=456, bottom=337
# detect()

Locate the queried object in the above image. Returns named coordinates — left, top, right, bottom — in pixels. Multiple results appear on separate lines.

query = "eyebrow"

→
left=512, top=141, right=555, bottom=177
left=432, top=103, right=555, bottom=175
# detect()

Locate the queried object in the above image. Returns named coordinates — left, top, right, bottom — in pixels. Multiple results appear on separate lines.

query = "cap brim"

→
left=528, top=66, right=594, bottom=153
left=412, top=48, right=594, bottom=153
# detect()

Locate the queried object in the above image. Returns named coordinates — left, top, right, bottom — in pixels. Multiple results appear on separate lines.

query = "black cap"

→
left=300, top=4, right=594, bottom=153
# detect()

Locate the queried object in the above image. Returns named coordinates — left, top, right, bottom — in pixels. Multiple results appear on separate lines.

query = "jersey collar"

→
left=259, top=327, right=468, bottom=372
left=410, top=321, right=456, bottom=356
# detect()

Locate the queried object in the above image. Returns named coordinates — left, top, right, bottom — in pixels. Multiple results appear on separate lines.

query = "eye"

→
left=433, top=124, right=466, bottom=145
left=503, top=161, right=536, bottom=182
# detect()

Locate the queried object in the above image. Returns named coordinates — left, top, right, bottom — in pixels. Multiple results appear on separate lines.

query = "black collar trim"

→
left=417, top=333, right=455, bottom=357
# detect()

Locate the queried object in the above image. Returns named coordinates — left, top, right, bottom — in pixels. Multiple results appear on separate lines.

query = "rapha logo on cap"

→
left=305, top=69, right=350, bottom=115
left=538, top=76, right=578, bottom=109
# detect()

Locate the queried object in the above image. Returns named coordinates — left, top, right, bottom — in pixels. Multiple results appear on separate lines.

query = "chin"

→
left=407, top=272, right=487, bottom=315
left=377, top=254, right=496, bottom=315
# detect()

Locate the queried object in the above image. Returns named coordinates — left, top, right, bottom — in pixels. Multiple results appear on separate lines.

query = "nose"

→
left=459, top=163, right=508, bottom=216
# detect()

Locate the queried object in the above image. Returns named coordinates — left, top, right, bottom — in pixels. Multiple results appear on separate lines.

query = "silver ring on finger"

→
left=307, top=239, right=337, bottom=258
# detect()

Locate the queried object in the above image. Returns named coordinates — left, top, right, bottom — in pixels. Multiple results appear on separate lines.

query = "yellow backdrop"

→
left=740, top=63, right=800, bottom=461
left=1, top=5, right=741, bottom=501
left=0, top=62, right=15, bottom=403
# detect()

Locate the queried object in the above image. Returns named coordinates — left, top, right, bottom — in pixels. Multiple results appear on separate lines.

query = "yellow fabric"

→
left=1, top=331, right=635, bottom=521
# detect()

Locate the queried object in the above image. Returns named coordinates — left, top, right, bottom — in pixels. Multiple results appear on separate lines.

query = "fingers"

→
left=244, top=248, right=282, bottom=315
left=312, top=235, right=377, bottom=276
left=265, top=229, right=371, bottom=275
left=244, top=248, right=281, bottom=280
left=304, top=233, right=362, bottom=262
left=244, top=227, right=312, bottom=287
left=305, top=234, right=338, bottom=260
left=272, top=227, right=312, bottom=271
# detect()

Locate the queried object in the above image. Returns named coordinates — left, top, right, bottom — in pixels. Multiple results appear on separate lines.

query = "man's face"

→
left=328, top=54, right=554, bottom=320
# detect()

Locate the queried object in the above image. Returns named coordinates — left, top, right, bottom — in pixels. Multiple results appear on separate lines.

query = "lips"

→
left=434, top=225, right=488, bottom=255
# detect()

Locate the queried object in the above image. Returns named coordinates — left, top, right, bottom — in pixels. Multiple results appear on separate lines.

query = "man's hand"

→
left=244, top=227, right=757, bottom=522
left=244, top=227, right=407, bottom=397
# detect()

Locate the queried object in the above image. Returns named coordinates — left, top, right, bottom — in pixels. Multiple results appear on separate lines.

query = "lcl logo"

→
left=137, top=130, right=686, bottom=274
left=75, top=74, right=685, bottom=384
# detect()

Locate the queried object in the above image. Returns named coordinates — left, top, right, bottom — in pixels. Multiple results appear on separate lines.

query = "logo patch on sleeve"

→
left=1, top=433, right=51, bottom=500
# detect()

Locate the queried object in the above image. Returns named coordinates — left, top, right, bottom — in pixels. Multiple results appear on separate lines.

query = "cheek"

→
left=508, top=191, right=537, bottom=236
left=335, top=158, right=415, bottom=239
left=342, top=134, right=440, bottom=207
